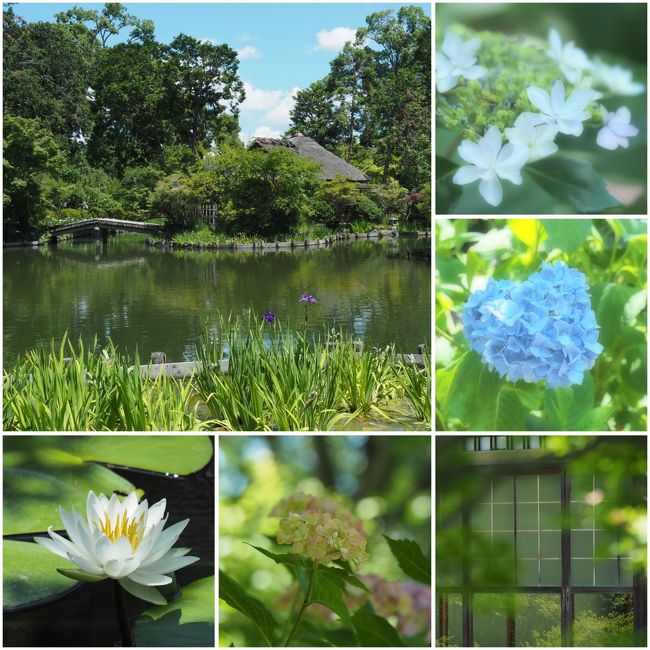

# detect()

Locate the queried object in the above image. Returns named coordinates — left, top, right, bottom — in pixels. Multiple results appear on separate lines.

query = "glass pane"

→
left=496, top=436, right=507, bottom=450
left=571, top=558, right=594, bottom=586
left=516, top=531, right=538, bottom=559
left=620, top=559, right=633, bottom=587
left=438, top=558, right=462, bottom=587
left=595, top=559, right=619, bottom=587
left=539, top=559, right=561, bottom=586
left=539, top=474, right=560, bottom=501
left=479, top=437, right=491, bottom=451
left=573, top=594, right=642, bottom=646
left=473, top=594, right=511, bottom=647
left=516, top=475, right=537, bottom=501
left=517, top=559, right=539, bottom=586
left=493, top=504, right=514, bottom=530
left=516, top=503, right=538, bottom=530
left=515, top=594, right=560, bottom=646
left=528, top=436, right=541, bottom=449
left=572, top=530, right=594, bottom=558
left=540, top=503, right=561, bottom=529
left=437, top=593, right=463, bottom=647
left=493, top=477, right=513, bottom=502
left=571, top=502, right=594, bottom=528
left=540, top=531, right=561, bottom=558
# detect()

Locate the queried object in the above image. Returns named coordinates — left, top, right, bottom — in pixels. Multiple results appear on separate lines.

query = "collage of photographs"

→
left=0, top=1, right=647, bottom=649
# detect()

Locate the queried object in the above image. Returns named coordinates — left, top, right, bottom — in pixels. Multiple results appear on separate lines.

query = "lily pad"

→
left=4, top=435, right=213, bottom=534
left=3, top=540, right=83, bottom=611
left=134, top=575, right=214, bottom=647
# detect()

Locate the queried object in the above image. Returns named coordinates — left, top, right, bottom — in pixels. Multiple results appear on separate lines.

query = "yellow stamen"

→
left=97, top=510, right=145, bottom=550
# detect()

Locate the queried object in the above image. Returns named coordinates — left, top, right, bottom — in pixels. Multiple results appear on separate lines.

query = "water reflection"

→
left=3, top=236, right=430, bottom=364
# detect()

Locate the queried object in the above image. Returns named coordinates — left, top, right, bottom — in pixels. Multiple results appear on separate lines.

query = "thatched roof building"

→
left=249, top=135, right=369, bottom=183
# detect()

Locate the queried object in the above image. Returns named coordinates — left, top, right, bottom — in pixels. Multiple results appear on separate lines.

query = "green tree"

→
left=55, top=2, right=151, bottom=47
left=207, top=147, right=322, bottom=237
left=3, top=115, right=66, bottom=235
left=3, top=15, right=95, bottom=142
left=167, top=35, right=244, bottom=155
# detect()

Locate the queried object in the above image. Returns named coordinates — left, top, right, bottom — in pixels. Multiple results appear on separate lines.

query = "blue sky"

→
left=13, top=2, right=430, bottom=142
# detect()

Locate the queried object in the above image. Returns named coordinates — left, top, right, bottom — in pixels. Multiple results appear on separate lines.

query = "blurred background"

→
left=219, top=435, right=431, bottom=647
left=436, top=435, right=647, bottom=647
left=436, top=3, right=647, bottom=214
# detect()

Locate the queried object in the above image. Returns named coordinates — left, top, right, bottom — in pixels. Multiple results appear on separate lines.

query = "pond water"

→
left=3, top=236, right=430, bottom=366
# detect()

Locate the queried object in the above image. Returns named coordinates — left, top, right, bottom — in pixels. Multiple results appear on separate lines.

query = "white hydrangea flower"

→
left=504, top=112, right=558, bottom=162
left=34, top=491, right=199, bottom=605
left=436, top=32, right=486, bottom=93
left=546, top=29, right=593, bottom=84
left=593, top=62, right=645, bottom=96
left=596, top=106, right=639, bottom=150
left=453, top=126, right=528, bottom=207
left=527, top=80, right=600, bottom=136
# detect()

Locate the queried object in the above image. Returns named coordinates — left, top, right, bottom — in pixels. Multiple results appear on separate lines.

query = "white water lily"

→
left=504, top=112, right=558, bottom=162
left=453, top=126, right=528, bottom=207
left=597, top=106, right=639, bottom=150
left=527, top=80, right=600, bottom=136
left=436, top=32, right=486, bottom=93
left=593, top=62, right=645, bottom=96
left=546, top=29, right=593, bottom=84
left=34, top=491, right=199, bottom=605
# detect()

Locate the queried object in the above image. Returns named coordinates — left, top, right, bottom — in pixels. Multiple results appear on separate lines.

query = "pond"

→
left=3, top=236, right=430, bottom=366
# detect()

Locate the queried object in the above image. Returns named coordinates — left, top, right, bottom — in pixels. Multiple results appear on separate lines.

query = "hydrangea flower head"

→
left=462, top=262, right=604, bottom=388
left=271, top=492, right=368, bottom=568
left=504, top=113, right=558, bottom=163
left=34, top=491, right=199, bottom=604
left=593, top=62, right=645, bottom=96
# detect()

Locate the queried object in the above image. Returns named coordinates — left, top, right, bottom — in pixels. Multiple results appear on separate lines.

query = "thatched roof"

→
left=248, top=135, right=368, bottom=182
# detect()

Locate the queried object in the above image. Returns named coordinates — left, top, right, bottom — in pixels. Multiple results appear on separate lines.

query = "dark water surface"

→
left=3, top=236, right=430, bottom=365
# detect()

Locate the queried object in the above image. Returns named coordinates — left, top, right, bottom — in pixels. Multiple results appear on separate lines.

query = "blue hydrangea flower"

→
left=462, top=262, right=604, bottom=388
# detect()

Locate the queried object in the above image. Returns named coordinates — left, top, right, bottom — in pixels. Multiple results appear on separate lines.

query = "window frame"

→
left=436, top=451, right=647, bottom=647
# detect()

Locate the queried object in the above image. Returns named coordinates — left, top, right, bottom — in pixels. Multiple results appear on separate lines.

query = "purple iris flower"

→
left=299, top=294, right=317, bottom=304
left=263, top=310, right=275, bottom=324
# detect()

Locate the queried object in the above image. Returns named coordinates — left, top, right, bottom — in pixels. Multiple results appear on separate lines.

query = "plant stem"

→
left=114, top=581, right=133, bottom=647
left=283, top=562, right=317, bottom=647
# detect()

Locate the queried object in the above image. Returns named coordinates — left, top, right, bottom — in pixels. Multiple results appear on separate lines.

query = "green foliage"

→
left=134, top=575, right=215, bottom=647
left=526, top=157, right=620, bottom=214
left=352, top=602, right=405, bottom=646
left=3, top=540, right=80, bottom=610
left=3, top=336, right=208, bottom=431
left=3, top=434, right=213, bottom=534
left=436, top=219, right=647, bottom=431
left=290, top=7, right=431, bottom=192
left=3, top=114, right=66, bottom=236
left=150, top=173, right=200, bottom=226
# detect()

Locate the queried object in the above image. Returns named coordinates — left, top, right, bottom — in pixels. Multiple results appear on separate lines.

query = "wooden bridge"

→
left=48, top=218, right=162, bottom=242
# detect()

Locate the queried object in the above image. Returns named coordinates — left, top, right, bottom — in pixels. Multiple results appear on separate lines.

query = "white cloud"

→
left=241, top=82, right=284, bottom=112
left=264, top=86, right=300, bottom=124
left=238, top=45, right=261, bottom=61
left=254, top=126, right=282, bottom=139
left=314, top=26, right=356, bottom=51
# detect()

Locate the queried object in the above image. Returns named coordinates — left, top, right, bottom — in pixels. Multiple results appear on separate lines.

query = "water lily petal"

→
left=140, top=518, right=190, bottom=567
left=142, top=553, right=200, bottom=575
left=145, top=498, right=167, bottom=531
left=67, top=552, right=104, bottom=575
left=34, top=531, right=75, bottom=560
left=104, top=556, right=141, bottom=579
left=128, top=570, right=174, bottom=586
left=118, top=577, right=167, bottom=605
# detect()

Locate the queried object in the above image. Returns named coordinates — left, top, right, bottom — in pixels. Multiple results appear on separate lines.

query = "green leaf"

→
left=318, top=566, right=370, bottom=593
left=351, top=602, right=405, bottom=647
left=526, top=157, right=619, bottom=213
left=218, top=571, right=275, bottom=646
left=540, top=219, right=592, bottom=253
left=577, top=407, right=613, bottom=432
left=488, top=387, right=527, bottom=431
left=383, top=536, right=430, bottom=585
left=543, top=387, right=574, bottom=430
left=135, top=575, right=214, bottom=647
left=436, top=157, right=461, bottom=214
left=3, top=436, right=213, bottom=534
left=567, top=373, right=596, bottom=430
left=592, top=283, right=637, bottom=348
left=3, top=540, right=80, bottom=610
left=310, top=568, right=352, bottom=626
left=248, top=545, right=308, bottom=569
